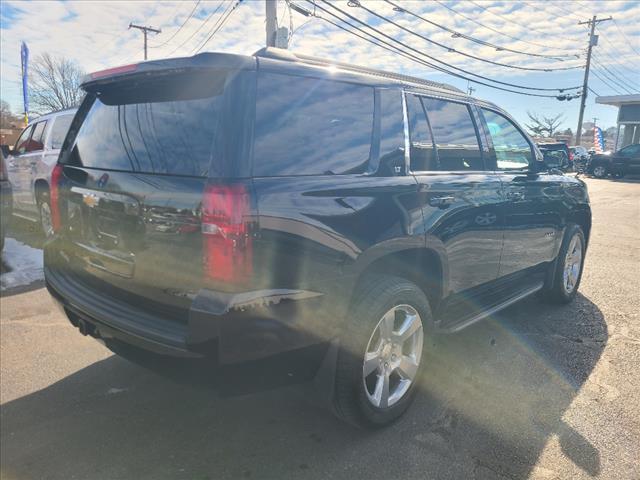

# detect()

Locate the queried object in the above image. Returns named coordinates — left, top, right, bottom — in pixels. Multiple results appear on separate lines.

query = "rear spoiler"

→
left=82, top=52, right=256, bottom=90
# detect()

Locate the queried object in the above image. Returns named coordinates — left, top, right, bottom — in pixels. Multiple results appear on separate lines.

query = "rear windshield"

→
left=63, top=71, right=232, bottom=177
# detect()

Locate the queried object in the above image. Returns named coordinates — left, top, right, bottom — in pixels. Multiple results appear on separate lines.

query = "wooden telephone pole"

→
left=575, top=15, right=612, bottom=145
left=129, top=23, right=161, bottom=60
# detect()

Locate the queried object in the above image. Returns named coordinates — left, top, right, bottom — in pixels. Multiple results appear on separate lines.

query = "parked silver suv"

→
left=7, top=108, right=76, bottom=236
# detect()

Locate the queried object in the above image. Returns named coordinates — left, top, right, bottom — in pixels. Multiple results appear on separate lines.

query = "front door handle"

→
left=429, top=195, right=455, bottom=208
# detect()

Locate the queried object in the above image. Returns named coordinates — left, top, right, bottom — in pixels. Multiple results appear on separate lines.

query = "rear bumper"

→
left=44, top=262, right=335, bottom=383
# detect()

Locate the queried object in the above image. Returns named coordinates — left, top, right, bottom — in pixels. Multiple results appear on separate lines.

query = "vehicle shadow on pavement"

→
left=0, top=293, right=606, bottom=480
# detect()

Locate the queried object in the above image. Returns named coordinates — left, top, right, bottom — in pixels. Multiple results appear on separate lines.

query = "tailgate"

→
left=52, top=66, right=255, bottom=321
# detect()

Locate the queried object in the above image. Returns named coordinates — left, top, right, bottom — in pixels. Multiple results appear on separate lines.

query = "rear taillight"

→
left=50, top=164, right=64, bottom=233
left=202, top=184, right=253, bottom=285
left=569, top=151, right=574, bottom=161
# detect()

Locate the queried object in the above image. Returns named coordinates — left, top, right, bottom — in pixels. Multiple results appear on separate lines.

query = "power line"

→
left=314, top=0, right=581, bottom=92
left=350, top=0, right=582, bottom=72
left=591, top=70, right=625, bottom=95
left=469, top=0, right=585, bottom=45
left=530, top=0, right=586, bottom=22
left=129, top=23, right=161, bottom=60
left=432, top=0, right=580, bottom=54
left=591, top=60, right=637, bottom=94
left=193, top=0, right=243, bottom=54
left=593, top=47, right=640, bottom=78
left=383, top=0, right=578, bottom=62
left=591, top=55, right=639, bottom=92
left=588, top=86, right=601, bottom=97
left=191, top=0, right=235, bottom=54
left=298, top=2, right=576, bottom=98
left=612, top=19, right=640, bottom=56
left=596, top=27, right=640, bottom=61
left=149, top=0, right=202, bottom=48
left=167, top=1, right=228, bottom=56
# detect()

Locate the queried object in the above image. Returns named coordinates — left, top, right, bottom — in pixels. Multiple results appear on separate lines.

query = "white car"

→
left=7, top=108, right=76, bottom=236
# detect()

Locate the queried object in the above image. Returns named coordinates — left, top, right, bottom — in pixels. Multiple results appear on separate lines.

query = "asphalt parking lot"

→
left=1, top=176, right=638, bottom=480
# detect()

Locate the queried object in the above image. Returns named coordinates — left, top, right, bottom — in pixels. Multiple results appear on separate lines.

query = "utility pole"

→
left=129, top=23, right=161, bottom=60
left=265, top=0, right=278, bottom=47
left=575, top=15, right=612, bottom=145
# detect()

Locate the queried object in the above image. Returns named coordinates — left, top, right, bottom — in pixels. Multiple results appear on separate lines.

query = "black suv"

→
left=536, top=142, right=572, bottom=170
left=44, top=49, right=591, bottom=428
left=588, top=143, right=640, bottom=178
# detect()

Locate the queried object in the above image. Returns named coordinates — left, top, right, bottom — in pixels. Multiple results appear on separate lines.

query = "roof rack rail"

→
left=254, top=47, right=464, bottom=94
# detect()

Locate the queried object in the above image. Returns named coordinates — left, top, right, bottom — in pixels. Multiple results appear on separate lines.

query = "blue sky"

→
left=1, top=0, right=638, bottom=132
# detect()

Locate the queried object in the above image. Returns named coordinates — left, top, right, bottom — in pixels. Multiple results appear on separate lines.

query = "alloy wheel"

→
left=563, top=234, right=583, bottom=295
left=40, top=201, right=53, bottom=238
left=362, top=304, right=423, bottom=408
left=593, top=165, right=606, bottom=178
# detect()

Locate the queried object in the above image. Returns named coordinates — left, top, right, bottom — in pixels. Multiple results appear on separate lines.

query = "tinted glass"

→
left=422, top=98, right=483, bottom=171
left=50, top=114, right=74, bottom=150
left=406, top=94, right=436, bottom=171
left=27, top=121, right=47, bottom=152
left=621, top=144, right=640, bottom=156
left=65, top=72, right=232, bottom=177
left=254, top=73, right=373, bottom=176
left=378, top=89, right=405, bottom=176
left=14, top=125, right=34, bottom=154
left=481, top=109, right=531, bottom=169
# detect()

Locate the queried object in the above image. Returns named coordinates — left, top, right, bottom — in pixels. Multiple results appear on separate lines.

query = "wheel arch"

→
left=567, top=206, right=592, bottom=248
left=351, top=247, right=446, bottom=313
left=34, top=178, right=49, bottom=203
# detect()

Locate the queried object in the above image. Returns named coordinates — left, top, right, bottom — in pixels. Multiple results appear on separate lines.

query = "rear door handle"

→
left=506, top=191, right=524, bottom=201
left=429, top=195, right=455, bottom=208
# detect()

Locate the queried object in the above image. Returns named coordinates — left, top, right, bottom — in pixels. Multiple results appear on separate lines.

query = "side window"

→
left=14, top=125, right=34, bottom=154
left=27, top=121, right=47, bottom=152
left=406, top=94, right=436, bottom=171
left=49, top=114, right=74, bottom=150
left=254, top=73, right=374, bottom=176
left=620, top=144, right=639, bottom=156
left=422, top=98, right=483, bottom=171
left=378, top=89, right=405, bottom=176
left=481, top=109, right=532, bottom=169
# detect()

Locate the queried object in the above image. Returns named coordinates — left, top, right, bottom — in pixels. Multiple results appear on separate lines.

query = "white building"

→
left=596, top=94, right=640, bottom=150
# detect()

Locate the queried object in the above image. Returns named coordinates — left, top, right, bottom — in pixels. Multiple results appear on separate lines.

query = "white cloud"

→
left=0, top=0, right=638, bottom=129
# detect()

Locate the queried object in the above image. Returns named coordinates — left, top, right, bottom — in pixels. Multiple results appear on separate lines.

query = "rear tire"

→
left=540, top=224, right=586, bottom=304
left=38, top=192, right=54, bottom=239
left=333, top=275, right=431, bottom=428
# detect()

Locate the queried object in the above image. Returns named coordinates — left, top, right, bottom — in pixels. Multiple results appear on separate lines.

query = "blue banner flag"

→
left=20, top=41, right=29, bottom=125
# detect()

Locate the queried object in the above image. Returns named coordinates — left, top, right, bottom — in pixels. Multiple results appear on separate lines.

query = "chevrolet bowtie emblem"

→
left=82, top=193, right=99, bottom=208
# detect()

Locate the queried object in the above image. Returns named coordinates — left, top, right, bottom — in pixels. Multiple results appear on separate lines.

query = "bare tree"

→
left=28, top=53, right=85, bottom=114
left=0, top=100, right=22, bottom=128
left=525, top=111, right=566, bottom=138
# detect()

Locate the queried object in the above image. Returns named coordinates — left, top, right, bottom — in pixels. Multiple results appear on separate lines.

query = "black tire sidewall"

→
left=335, top=275, right=432, bottom=428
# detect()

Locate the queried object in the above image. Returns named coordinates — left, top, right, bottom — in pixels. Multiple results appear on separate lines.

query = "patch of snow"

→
left=1, top=237, right=44, bottom=291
